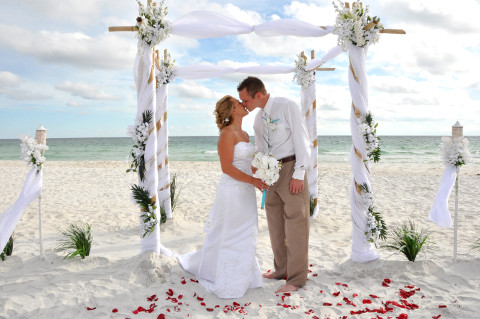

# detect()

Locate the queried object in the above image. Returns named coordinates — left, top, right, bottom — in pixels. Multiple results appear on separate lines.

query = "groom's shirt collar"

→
left=264, top=95, right=274, bottom=114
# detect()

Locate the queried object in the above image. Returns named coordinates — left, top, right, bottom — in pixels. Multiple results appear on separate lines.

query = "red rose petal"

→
left=384, top=279, right=391, bottom=283
left=206, top=308, right=214, bottom=312
left=369, top=294, right=379, bottom=299
left=363, top=299, right=372, bottom=304
left=178, top=295, right=183, bottom=299
left=157, top=315, right=166, bottom=319
left=382, top=282, right=390, bottom=287
left=197, top=296, right=204, bottom=301
left=333, top=291, right=341, bottom=296
left=336, top=282, right=341, bottom=286
left=353, top=293, right=358, bottom=298
left=397, top=314, right=408, bottom=319
left=86, top=307, right=96, bottom=311
left=438, top=305, right=447, bottom=308
left=190, top=278, right=199, bottom=283
left=200, top=302, right=206, bottom=306
left=432, top=316, right=441, bottom=319
left=323, top=302, right=332, bottom=306
left=112, top=308, right=118, bottom=313
left=166, top=289, right=174, bottom=296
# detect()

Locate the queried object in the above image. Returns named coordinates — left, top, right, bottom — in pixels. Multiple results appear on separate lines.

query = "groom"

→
left=237, top=76, right=311, bottom=293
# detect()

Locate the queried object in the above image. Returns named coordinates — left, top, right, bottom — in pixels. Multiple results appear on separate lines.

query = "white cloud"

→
left=0, top=72, right=21, bottom=87
left=56, top=81, right=119, bottom=100
left=0, top=72, right=51, bottom=101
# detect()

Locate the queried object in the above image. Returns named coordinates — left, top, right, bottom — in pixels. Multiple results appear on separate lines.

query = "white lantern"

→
left=452, top=121, right=463, bottom=139
left=35, top=125, right=47, bottom=145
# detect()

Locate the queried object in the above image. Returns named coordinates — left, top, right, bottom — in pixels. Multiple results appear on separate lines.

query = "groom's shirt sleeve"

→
left=284, top=100, right=311, bottom=180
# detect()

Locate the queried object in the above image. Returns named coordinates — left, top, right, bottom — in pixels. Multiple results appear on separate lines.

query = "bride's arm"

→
left=218, top=132, right=266, bottom=191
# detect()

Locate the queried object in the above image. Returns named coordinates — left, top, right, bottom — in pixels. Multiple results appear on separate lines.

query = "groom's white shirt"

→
left=253, top=96, right=311, bottom=181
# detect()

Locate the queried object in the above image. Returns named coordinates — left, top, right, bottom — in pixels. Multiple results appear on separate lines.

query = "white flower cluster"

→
left=360, top=185, right=384, bottom=248
left=19, top=135, right=48, bottom=171
left=126, top=119, right=150, bottom=174
left=358, top=112, right=380, bottom=162
left=252, top=152, right=281, bottom=186
left=332, top=1, right=384, bottom=51
left=156, top=53, right=176, bottom=86
left=293, top=54, right=315, bottom=90
left=439, top=136, right=471, bottom=168
left=136, top=0, right=171, bottom=53
left=140, top=205, right=158, bottom=238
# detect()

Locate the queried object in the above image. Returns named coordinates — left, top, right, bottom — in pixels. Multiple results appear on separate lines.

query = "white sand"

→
left=0, top=160, right=479, bottom=318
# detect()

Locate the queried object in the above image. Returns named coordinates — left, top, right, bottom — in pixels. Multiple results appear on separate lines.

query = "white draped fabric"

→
left=306, top=46, right=344, bottom=71
left=428, top=165, right=456, bottom=228
left=348, top=45, right=380, bottom=263
left=171, top=11, right=333, bottom=39
left=155, top=84, right=172, bottom=219
left=0, top=168, right=42, bottom=252
left=300, top=81, right=319, bottom=219
left=134, top=49, right=161, bottom=254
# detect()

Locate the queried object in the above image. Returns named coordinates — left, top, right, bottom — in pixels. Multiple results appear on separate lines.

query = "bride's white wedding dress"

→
left=178, top=142, right=263, bottom=299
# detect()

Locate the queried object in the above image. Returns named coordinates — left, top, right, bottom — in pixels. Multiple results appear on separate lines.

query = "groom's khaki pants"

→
left=265, top=160, right=310, bottom=287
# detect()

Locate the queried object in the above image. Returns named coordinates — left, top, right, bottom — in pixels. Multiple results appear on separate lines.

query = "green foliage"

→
left=170, top=172, right=181, bottom=213
left=131, top=184, right=152, bottom=212
left=56, top=223, right=93, bottom=260
left=383, top=219, right=431, bottom=262
left=160, top=206, right=167, bottom=224
left=1, top=234, right=14, bottom=261
left=310, top=196, right=317, bottom=217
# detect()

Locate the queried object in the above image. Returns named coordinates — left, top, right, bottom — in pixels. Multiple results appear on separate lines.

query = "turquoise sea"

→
left=0, top=136, right=479, bottom=165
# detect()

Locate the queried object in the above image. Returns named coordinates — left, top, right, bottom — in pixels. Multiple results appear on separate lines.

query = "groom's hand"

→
left=289, top=178, right=304, bottom=194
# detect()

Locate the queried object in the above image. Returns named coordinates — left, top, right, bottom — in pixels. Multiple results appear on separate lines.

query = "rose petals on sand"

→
left=112, top=308, right=118, bottom=313
left=438, top=305, right=447, bottom=308
left=86, top=307, right=96, bottom=311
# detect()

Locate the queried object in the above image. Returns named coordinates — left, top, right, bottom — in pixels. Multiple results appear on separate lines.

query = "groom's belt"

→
left=279, top=155, right=296, bottom=164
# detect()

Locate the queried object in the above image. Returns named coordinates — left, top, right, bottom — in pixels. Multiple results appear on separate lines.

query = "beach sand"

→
left=0, top=160, right=479, bottom=318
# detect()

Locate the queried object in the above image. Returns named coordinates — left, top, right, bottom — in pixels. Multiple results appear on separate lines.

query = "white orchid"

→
left=252, top=152, right=282, bottom=186
left=439, top=137, right=471, bottom=168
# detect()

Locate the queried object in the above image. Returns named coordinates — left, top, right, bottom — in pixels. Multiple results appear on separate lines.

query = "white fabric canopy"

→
left=171, top=11, right=333, bottom=39
left=0, top=168, right=42, bottom=252
left=428, top=165, right=456, bottom=228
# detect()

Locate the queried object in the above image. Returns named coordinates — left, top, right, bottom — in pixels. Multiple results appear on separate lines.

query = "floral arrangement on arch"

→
left=439, top=137, right=471, bottom=168
left=293, top=54, right=315, bottom=89
left=156, top=52, right=176, bottom=86
left=358, top=112, right=381, bottom=163
left=127, top=110, right=152, bottom=181
left=332, top=1, right=384, bottom=51
left=136, top=0, right=171, bottom=53
left=359, top=183, right=387, bottom=247
left=19, top=135, right=48, bottom=172
left=131, top=184, right=158, bottom=238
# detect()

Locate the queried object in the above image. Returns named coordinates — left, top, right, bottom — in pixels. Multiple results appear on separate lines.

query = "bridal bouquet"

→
left=252, top=152, right=281, bottom=209
left=439, top=137, right=471, bottom=168
left=332, top=1, right=384, bottom=51
left=136, top=0, right=171, bottom=53
left=19, top=135, right=48, bottom=172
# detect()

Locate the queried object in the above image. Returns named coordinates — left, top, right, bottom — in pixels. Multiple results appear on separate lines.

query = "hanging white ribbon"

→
left=0, top=168, right=42, bottom=252
left=428, top=165, right=456, bottom=228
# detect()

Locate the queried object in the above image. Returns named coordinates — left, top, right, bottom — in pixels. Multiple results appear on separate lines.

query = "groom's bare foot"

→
left=275, top=284, right=299, bottom=293
left=262, top=272, right=276, bottom=279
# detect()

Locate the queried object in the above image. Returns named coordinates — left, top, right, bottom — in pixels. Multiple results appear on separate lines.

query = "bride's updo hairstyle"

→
left=214, top=95, right=235, bottom=130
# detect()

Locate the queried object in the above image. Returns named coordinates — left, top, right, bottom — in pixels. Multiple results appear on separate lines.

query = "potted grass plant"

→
left=1, top=234, right=14, bottom=261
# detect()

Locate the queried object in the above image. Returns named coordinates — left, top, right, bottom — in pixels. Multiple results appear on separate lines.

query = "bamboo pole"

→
left=109, top=26, right=137, bottom=32
left=380, top=29, right=406, bottom=34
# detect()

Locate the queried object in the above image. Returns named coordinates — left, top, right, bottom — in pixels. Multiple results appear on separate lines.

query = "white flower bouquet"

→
left=252, top=152, right=282, bottom=209
left=332, top=1, right=384, bottom=51
left=19, top=135, right=48, bottom=171
left=136, top=0, right=171, bottom=53
left=156, top=52, right=176, bottom=86
left=127, top=110, right=152, bottom=181
left=358, top=112, right=381, bottom=163
left=359, top=183, right=387, bottom=247
left=439, top=136, right=471, bottom=168
left=293, top=54, right=315, bottom=89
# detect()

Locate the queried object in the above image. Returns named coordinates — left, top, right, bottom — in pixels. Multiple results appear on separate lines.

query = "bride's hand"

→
left=251, top=177, right=269, bottom=192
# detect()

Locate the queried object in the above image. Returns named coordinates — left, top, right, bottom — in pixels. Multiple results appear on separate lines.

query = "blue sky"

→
left=1, top=0, right=479, bottom=138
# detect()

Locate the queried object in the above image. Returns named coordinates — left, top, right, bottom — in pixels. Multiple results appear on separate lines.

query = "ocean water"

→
left=0, top=136, right=479, bottom=165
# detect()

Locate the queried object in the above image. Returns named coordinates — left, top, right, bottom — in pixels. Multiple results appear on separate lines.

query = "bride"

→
left=178, top=95, right=268, bottom=299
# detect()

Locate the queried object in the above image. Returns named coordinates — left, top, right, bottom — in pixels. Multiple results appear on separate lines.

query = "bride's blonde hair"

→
left=214, top=95, right=235, bottom=130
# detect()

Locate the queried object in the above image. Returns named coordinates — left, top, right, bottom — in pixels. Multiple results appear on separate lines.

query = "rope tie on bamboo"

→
left=313, top=100, right=317, bottom=110
left=352, top=102, right=361, bottom=119
left=305, top=110, right=310, bottom=118
left=349, top=58, right=359, bottom=83
left=159, top=183, right=170, bottom=192
left=354, top=180, right=362, bottom=195
left=313, top=139, right=318, bottom=148
left=148, top=50, right=155, bottom=84
left=157, top=157, right=169, bottom=169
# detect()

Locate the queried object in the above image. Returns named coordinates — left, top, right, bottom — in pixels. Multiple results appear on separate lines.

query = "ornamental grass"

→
left=310, top=196, right=316, bottom=217
left=1, top=234, right=14, bottom=261
left=170, top=172, right=181, bottom=213
left=383, top=219, right=432, bottom=262
left=56, top=223, right=92, bottom=260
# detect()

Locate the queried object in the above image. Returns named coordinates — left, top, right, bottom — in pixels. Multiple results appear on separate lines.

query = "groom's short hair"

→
left=237, top=76, right=267, bottom=98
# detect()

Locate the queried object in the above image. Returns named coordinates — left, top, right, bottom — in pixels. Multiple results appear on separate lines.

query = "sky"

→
left=0, top=0, right=479, bottom=139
